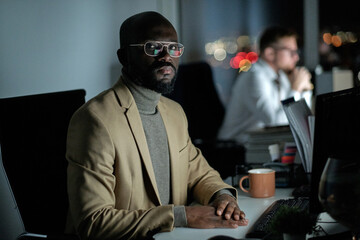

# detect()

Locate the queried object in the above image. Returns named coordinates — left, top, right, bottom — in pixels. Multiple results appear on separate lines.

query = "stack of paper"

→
left=245, top=125, right=295, bottom=164
left=281, top=97, right=314, bottom=173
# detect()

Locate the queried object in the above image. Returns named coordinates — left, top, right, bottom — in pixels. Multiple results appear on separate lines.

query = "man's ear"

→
left=117, top=48, right=127, bottom=66
left=263, top=47, right=276, bottom=62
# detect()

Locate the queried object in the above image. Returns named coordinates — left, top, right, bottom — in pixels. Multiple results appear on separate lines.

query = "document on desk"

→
left=281, top=98, right=314, bottom=173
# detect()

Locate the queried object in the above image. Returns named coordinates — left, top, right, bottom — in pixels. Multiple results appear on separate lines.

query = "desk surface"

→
left=154, top=188, right=293, bottom=240
left=154, top=188, right=348, bottom=240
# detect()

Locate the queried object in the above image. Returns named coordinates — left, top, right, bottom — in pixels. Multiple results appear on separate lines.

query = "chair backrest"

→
left=166, top=62, right=225, bottom=141
left=166, top=62, right=246, bottom=179
left=0, top=144, right=27, bottom=240
left=0, top=89, right=86, bottom=235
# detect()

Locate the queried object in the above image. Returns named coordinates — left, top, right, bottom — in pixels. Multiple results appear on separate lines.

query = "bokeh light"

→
left=230, top=56, right=241, bottom=69
left=224, top=39, right=238, bottom=54
left=205, top=35, right=257, bottom=68
left=230, top=51, right=258, bottom=69
left=236, top=51, right=247, bottom=59
left=337, top=31, right=346, bottom=43
left=237, top=36, right=250, bottom=49
left=246, top=52, right=258, bottom=63
left=347, top=32, right=358, bottom=43
left=331, top=35, right=342, bottom=47
left=323, top=33, right=332, bottom=45
left=322, top=31, right=358, bottom=47
left=239, top=59, right=252, bottom=72
left=214, top=48, right=227, bottom=61
left=205, top=43, right=215, bottom=55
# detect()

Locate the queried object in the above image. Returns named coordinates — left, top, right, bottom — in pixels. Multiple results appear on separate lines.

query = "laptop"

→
left=0, top=145, right=46, bottom=240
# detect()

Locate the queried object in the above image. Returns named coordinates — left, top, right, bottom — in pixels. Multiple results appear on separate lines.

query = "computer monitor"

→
left=310, top=86, right=360, bottom=217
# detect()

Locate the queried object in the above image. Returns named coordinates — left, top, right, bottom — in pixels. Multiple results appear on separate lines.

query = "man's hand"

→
left=210, top=194, right=246, bottom=221
left=185, top=205, right=248, bottom=229
left=288, top=66, right=313, bottom=92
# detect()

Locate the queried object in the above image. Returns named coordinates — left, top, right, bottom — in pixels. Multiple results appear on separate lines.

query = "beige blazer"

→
left=65, top=77, right=236, bottom=240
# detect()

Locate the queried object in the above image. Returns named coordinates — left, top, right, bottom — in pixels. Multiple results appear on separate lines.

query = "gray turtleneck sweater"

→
left=124, top=78, right=187, bottom=227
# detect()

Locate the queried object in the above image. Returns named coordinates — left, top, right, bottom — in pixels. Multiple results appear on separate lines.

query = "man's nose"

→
left=157, top=46, right=172, bottom=62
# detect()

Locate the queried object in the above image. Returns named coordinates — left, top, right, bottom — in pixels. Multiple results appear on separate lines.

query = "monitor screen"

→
left=310, top=86, right=360, bottom=216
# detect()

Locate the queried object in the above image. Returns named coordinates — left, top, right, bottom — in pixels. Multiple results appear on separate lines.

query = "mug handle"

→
left=239, top=175, right=249, bottom=193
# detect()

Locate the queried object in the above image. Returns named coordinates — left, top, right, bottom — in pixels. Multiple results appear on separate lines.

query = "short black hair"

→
left=119, top=11, right=174, bottom=49
left=259, top=26, right=298, bottom=54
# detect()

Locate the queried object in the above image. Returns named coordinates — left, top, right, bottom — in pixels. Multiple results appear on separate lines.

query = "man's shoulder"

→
left=87, top=88, right=117, bottom=107
left=74, top=88, right=121, bottom=119
left=237, top=61, right=274, bottom=82
left=235, top=66, right=261, bottom=86
left=159, top=95, right=182, bottom=109
left=158, top=96, right=187, bottom=121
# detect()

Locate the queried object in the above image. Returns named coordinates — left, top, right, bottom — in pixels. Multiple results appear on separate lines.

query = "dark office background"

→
left=1, top=0, right=359, bottom=102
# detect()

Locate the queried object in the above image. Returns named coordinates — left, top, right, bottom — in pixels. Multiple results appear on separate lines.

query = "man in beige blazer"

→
left=65, top=11, right=248, bottom=240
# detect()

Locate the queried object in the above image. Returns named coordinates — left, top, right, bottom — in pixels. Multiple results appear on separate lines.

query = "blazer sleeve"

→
left=66, top=107, right=174, bottom=240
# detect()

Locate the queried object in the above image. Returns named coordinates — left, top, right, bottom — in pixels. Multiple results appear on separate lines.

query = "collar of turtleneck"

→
left=122, top=74, right=161, bottom=115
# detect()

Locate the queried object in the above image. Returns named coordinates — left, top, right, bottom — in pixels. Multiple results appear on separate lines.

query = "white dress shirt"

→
left=218, top=59, right=312, bottom=144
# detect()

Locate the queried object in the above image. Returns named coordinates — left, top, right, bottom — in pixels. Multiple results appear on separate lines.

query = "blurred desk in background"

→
left=245, top=126, right=296, bottom=165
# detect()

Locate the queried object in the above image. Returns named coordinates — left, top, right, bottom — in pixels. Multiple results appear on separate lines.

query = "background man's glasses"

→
left=274, top=47, right=300, bottom=57
left=129, top=41, right=185, bottom=58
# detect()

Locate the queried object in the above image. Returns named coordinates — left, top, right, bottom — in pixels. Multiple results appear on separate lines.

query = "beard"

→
left=128, top=61, right=177, bottom=95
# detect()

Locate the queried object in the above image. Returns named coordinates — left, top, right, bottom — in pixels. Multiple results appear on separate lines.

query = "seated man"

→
left=65, top=11, right=248, bottom=240
left=218, top=26, right=313, bottom=144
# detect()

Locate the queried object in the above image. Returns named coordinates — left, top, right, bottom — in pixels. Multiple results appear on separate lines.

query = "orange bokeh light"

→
left=239, top=59, right=252, bottom=72
left=323, top=33, right=332, bottom=45
left=331, top=35, right=342, bottom=47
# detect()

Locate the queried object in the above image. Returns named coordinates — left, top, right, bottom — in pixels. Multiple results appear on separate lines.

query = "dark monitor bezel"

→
left=310, top=86, right=360, bottom=216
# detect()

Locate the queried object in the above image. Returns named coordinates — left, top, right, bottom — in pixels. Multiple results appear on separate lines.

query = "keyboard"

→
left=246, top=197, right=309, bottom=239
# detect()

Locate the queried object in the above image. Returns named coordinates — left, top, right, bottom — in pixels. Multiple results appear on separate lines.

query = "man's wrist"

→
left=211, top=189, right=236, bottom=202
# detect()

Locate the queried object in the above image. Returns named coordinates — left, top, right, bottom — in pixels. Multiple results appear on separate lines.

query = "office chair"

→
left=0, top=89, right=86, bottom=239
left=166, top=62, right=245, bottom=179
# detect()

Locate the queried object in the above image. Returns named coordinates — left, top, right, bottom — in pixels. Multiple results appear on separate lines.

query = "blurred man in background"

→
left=218, top=26, right=313, bottom=144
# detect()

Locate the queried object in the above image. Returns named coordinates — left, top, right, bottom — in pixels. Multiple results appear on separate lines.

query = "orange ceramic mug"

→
left=239, top=168, right=275, bottom=198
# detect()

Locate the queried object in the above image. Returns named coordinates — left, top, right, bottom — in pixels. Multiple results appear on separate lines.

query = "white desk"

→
left=154, top=188, right=294, bottom=240
left=154, top=188, right=349, bottom=240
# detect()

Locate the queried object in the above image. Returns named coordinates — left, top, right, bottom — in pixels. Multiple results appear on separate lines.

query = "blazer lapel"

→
left=112, top=78, right=161, bottom=205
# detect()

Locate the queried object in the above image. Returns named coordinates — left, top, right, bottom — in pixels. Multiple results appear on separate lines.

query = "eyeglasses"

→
left=274, top=47, right=300, bottom=57
left=129, top=41, right=185, bottom=58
